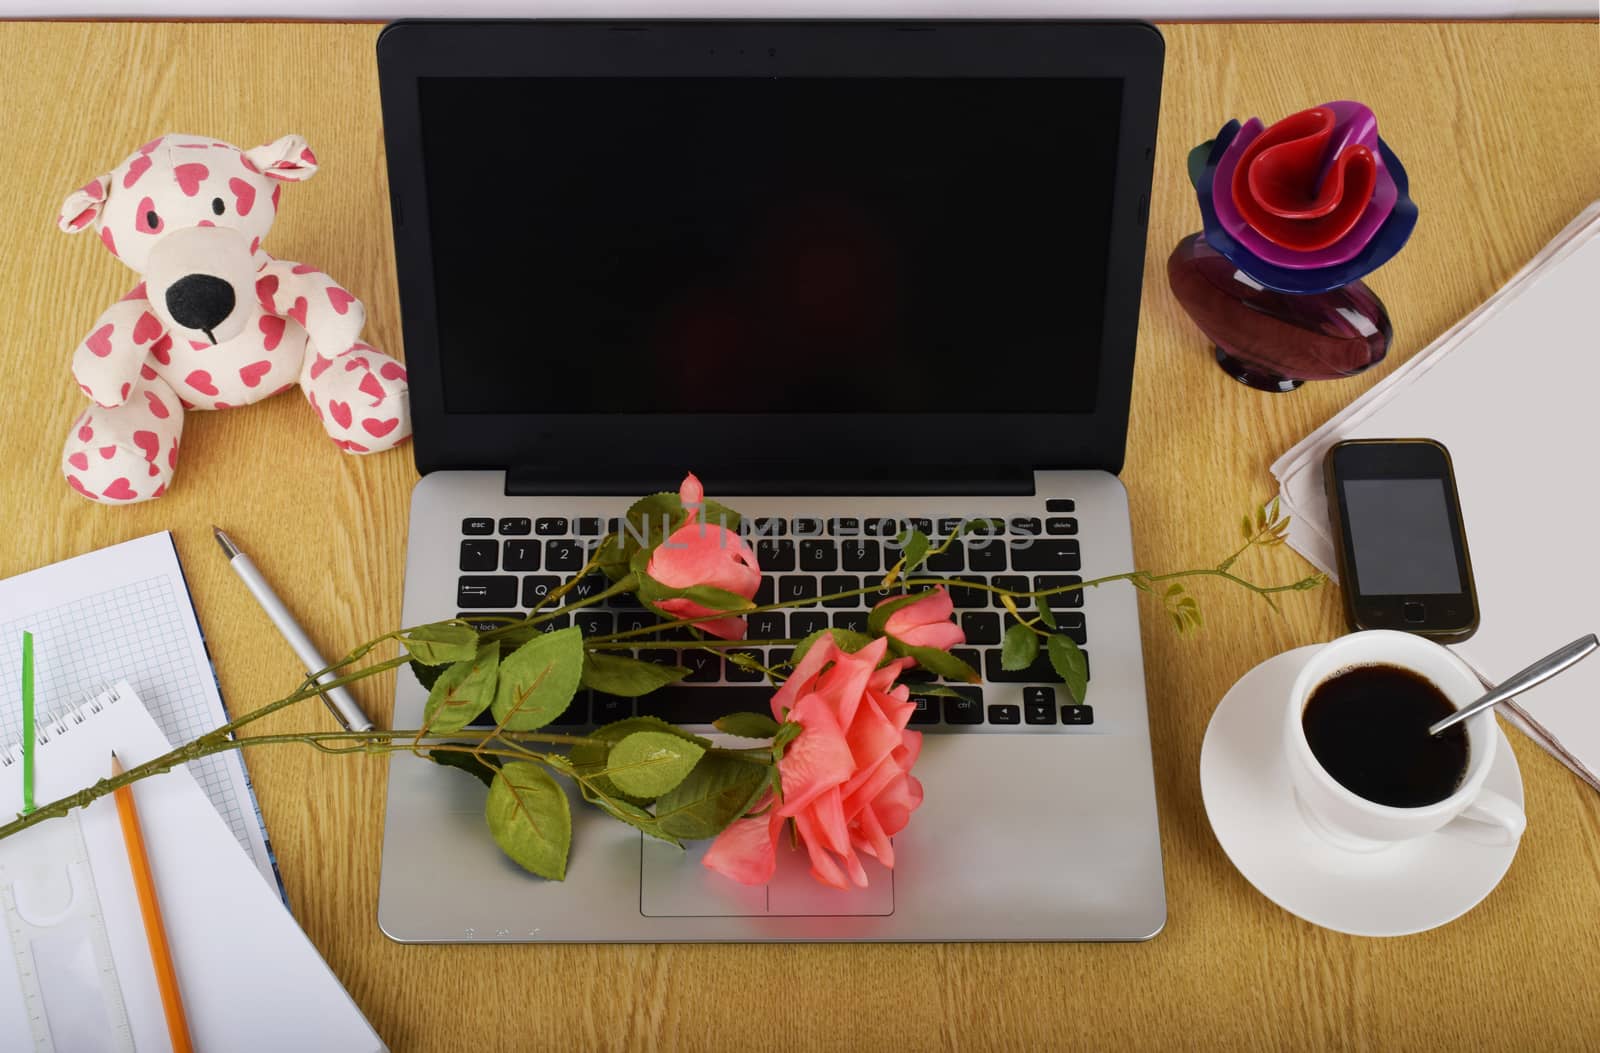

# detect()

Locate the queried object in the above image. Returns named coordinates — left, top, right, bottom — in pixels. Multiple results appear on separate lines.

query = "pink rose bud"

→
left=875, top=586, right=965, bottom=653
left=644, top=473, right=762, bottom=640
left=703, top=636, right=924, bottom=890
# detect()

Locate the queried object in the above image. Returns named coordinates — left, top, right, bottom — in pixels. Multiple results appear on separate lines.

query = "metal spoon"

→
left=1429, top=633, right=1599, bottom=736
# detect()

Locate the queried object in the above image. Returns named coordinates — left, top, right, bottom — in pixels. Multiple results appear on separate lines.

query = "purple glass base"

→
left=1167, top=232, right=1392, bottom=393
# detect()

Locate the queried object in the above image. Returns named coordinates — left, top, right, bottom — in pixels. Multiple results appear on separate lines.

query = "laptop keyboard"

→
left=453, top=504, right=1093, bottom=732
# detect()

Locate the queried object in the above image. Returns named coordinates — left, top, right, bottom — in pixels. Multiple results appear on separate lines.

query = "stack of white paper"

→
left=1273, top=202, right=1600, bottom=792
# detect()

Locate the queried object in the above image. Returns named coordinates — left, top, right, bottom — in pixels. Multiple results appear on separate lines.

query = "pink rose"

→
left=644, top=473, right=761, bottom=640
left=874, top=586, right=964, bottom=652
left=703, top=636, right=924, bottom=889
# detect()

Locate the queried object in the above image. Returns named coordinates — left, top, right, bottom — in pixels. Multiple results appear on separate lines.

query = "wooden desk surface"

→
left=1, top=19, right=1597, bottom=1051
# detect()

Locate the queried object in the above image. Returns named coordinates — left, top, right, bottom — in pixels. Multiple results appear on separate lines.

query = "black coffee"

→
left=1302, top=664, right=1469, bottom=808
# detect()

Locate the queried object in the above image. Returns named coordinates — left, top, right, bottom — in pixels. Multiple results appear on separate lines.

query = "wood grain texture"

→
left=1, top=20, right=1597, bottom=1052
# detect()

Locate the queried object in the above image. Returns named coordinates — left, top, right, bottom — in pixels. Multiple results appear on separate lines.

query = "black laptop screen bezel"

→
left=377, top=20, right=1164, bottom=478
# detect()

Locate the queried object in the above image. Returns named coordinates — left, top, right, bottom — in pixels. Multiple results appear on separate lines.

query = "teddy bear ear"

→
left=57, top=174, right=111, bottom=233
left=243, top=134, right=319, bottom=182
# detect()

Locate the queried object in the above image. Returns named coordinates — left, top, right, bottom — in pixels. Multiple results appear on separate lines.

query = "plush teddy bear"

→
left=55, top=133, right=411, bottom=503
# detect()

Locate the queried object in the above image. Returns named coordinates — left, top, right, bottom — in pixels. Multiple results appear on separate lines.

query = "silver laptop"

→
left=375, top=19, right=1167, bottom=942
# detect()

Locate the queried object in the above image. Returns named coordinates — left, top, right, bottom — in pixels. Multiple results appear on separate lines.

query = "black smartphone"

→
left=1323, top=438, right=1479, bottom=642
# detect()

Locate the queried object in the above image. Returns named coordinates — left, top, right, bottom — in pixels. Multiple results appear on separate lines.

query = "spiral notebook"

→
left=0, top=681, right=383, bottom=1051
left=0, top=533, right=275, bottom=887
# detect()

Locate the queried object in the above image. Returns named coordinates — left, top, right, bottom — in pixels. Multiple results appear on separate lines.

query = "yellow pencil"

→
left=110, top=751, right=194, bottom=1053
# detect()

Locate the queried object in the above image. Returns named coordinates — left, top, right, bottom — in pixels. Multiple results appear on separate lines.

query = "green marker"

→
left=21, top=631, right=34, bottom=815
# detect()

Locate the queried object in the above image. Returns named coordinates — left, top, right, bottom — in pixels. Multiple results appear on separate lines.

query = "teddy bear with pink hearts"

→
left=55, top=132, right=411, bottom=503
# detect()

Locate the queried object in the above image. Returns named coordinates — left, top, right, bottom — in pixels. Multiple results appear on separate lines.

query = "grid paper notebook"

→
left=0, top=533, right=276, bottom=887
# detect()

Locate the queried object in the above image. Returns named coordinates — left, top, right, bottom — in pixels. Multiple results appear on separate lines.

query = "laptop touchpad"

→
left=640, top=836, right=894, bottom=917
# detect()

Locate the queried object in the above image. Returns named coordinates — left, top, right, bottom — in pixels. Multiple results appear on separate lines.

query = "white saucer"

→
left=1199, top=645, right=1523, bottom=937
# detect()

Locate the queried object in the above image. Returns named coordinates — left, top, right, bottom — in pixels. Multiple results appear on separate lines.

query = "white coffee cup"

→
left=1285, top=630, right=1525, bottom=852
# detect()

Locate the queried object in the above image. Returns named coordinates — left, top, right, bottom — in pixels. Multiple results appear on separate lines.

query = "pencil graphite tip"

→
left=212, top=526, right=241, bottom=560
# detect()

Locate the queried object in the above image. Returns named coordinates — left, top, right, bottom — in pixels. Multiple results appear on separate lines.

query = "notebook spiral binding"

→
left=1, top=680, right=129, bottom=766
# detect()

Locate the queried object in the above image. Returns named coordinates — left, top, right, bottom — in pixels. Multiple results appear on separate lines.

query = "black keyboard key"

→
left=547, top=693, right=590, bottom=726
left=943, top=689, right=984, bottom=724
left=863, top=518, right=898, bottom=537
left=574, top=610, right=614, bottom=637
left=535, top=517, right=569, bottom=536
left=925, top=543, right=964, bottom=573
left=684, top=651, right=722, bottom=683
left=778, top=575, right=819, bottom=606
left=545, top=539, right=586, bottom=571
left=521, top=575, right=560, bottom=608
left=792, top=517, right=823, bottom=536
left=820, top=575, right=861, bottom=608
left=539, top=614, right=572, bottom=632
left=1046, top=517, right=1078, bottom=536
left=948, top=577, right=989, bottom=609
left=936, top=517, right=963, bottom=536
left=592, top=692, right=633, bottom=723
left=1045, top=498, right=1075, bottom=513
left=756, top=538, right=796, bottom=572
left=959, top=612, right=1002, bottom=645
left=456, top=614, right=511, bottom=633
left=752, top=517, right=787, bottom=537
left=950, top=649, right=981, bottom=681
left=768, top=648, right=794, bottom=671
left=830, top=517, right=861, bottom=535
left=577, top=517, right=603, bottom=536
left=499, top=517, right=531, bottom=536
left=755, top=578, right=776, bottom=607
left=749, top=611, right=786, bottom=639
left=503, top=539, right=541, bottom=572
left=1011, top=539, right=1080, bottom=572
left=988, top=704, right=1021, bottom=725
left=909, top=518, right=934, bottom=535
left=462, top=517, right=494, bottom=535
left=637, top=686, right=776, bottom=725
left=967, top=539, right=1006, bottom=571
left=1024, top=687, right=1058, bottom=724
left=616, top=611, right=661, bottom=636
left=992, top=574, right=1029, bottom=597
left=831, top=610, right=868, bottom=633
left=640, top=648, right=680, bottom=666
left=568, top=573, right=610, bottom=603
left=458, top=576, right=518, bottom=608
left=725, top=651, right=765, bottom=683
left=1062, top=704, right=1094, bottom=725
left=459, top=540, right=498, bottom=572
left=799, top=540, right=838, bottom=571
left=1034, top=575, right=1084, bottom=609
left=983, top=648, right=1056, bottom=683
left=908, top=695, right=941, bottom=725
left=842, top=540, right=881, bottom=572
left=791, top=611, right=830, bottom=637
left=1058, top=613, right=1088, bottom=645
left=1009, top=517, right=1042, bottom=537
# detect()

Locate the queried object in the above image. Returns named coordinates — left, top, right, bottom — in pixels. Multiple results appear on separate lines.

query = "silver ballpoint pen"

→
left=213, top=527, right=374, bottom=732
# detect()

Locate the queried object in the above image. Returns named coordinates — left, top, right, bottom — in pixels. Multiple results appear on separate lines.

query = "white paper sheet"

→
left=1273, top=202, right=1600, bottom=791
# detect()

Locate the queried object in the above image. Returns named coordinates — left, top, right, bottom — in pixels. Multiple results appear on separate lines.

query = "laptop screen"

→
left=417, top=76, right=1121, bottom=416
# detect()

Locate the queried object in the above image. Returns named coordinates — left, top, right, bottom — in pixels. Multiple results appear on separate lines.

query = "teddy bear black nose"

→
left=165, top=274, right=236, bottom=338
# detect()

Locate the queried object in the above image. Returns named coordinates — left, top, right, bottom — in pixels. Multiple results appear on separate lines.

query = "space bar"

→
left=635, top=687, right=775, bottom=725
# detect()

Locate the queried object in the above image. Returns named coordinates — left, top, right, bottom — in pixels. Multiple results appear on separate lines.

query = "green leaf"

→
left=1002, top=623, right=1040, bottom=671
left=905, top=683, right=974, bottom=699
left=713, top=711, right=781, bottom=738
left=422, top=643, right=500, bottom=734
left=681, top=584, right=756, bottom=612
left=960, top=517, right=1006, bottom=536
left=426, top=748, right=497, bottom=787
left=402, top=621, right=480, bottom=666
left=654, top=754, right=771, bottom=840
left=580, top=652, right=691, bottom=697
left=867, top=590, right=934, bottom=636
left=569, top=716, right=712, bottom=806
left=1241, top=514, right=1254, bottom=541
left=1165, top=583, right=1184, bottom=598
left=1036, top=598, right=1058, bottom=631
left=899, top=643, right=981, bottom=684
left=485, top=761, right=572, bottom=880
left=772, top=721, right=802, bottom=752
left=790, top=627, right=877, bottom=668
left=492, top=626, right=584, bottom=730
left=1048, top=635, right=1089, bottom=705
left=1187, top=138, right=1216, bottom=189
left=897, top=530, right=930, bottom=572
left=606, top=731, right=706, bottom=798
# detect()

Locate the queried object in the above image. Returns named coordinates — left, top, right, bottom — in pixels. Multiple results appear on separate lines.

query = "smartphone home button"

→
left=1403, top=601, right=1426, bottom=623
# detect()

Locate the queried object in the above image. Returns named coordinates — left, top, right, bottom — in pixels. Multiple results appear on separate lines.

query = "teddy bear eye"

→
left=211, top=197, right=225, bottom=216
left=145, top=209, right=160, bottom=228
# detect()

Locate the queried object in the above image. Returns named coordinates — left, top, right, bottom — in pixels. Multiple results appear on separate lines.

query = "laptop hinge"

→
left=505, top=464, right=1036, bottom=497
